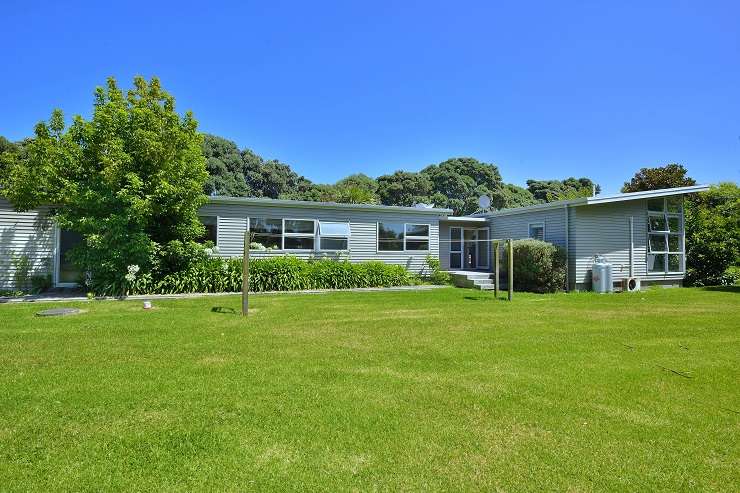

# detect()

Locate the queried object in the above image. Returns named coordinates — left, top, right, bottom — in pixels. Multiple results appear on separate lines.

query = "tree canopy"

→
left=526, top=177, right=600, bottom=202
left=621, top=163, right=696, bottom=192
left=202, top=134, right=248, bottom=197
left=376, top=170, right=434, bottom=208
left=685, top=183, right=739, bottom=285
left=3, top=77, right=208, bottom=291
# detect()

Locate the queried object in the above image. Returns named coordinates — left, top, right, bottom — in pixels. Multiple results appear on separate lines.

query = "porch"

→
left=439, top=217, right=493, bottom=272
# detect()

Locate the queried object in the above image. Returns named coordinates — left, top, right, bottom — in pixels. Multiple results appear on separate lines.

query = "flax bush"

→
left=116, top=253, right=417, bottom=296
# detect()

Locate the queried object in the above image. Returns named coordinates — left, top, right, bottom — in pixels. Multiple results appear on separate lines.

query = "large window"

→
left=378, top=222, right=430, bottom=252
left=283, top=219, right=315, bottom=250
left=250, top=218, right=283, bottom=249
left=647, top=197, right=684, bottom=273
left=198, top=216, right=218, bottom=244
left=319, top=221, right=350, bottom=250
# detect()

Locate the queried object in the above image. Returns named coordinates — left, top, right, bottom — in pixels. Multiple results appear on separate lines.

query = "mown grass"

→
left=0, top=287, right=738, bottom=491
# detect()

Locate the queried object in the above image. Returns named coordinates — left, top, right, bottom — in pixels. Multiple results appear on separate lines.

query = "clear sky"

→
left=2, top=0, right=738, bottom=193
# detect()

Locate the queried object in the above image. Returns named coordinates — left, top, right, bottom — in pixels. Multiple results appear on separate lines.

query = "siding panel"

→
left=0, top=198, right=55, bottom=290
left=488, top=207, right=568, bottom=248
left=198, top=203, right=442, bottom=274
left=571, top=200, right=648, bottom=289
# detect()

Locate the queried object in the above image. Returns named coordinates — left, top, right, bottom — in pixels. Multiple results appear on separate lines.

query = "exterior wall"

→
left=488, top=207, right=568, bottom=248
left=0, top=198, right=55, bottom=290
left=198, top=202, right=441, bottom=274
left=570, top=201, right=647, bottom=290
left=570, top=199, right=687, bottom=290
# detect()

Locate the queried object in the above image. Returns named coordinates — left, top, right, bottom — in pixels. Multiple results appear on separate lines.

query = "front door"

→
left=57, top=229, right=83, bottom=286
left=464, top=229, right=477, bottom=269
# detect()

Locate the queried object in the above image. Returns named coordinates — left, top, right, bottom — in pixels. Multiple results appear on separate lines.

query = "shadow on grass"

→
left=463, top=295, right=506, bottom=302
left=211, top=306, right=237, bottom=315
left=700, top=285, right=740, bottom=294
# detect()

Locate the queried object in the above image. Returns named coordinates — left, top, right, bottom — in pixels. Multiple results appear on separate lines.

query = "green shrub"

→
left=118, top=254, right=417, bottom=296
left=509, top=239, right=566, bottom=293
left=425, top=254, right=451, bottom=285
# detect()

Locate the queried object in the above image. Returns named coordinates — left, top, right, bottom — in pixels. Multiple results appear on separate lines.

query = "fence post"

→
left=493, top=240, right=500, bottom=298
left=507, top=238, right=514, bottom=301
left=242, top=231, right=250, bottom=316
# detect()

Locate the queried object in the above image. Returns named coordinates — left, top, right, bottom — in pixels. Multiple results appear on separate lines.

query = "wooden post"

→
left=242, top=231, right=250, bottom=316
left=493, top=240, right=500, bottom=298
left=507, top=238, right=514, bottom=301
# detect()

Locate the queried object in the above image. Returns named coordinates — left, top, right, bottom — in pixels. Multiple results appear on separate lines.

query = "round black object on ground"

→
left=36, top=308, right=83, bottom=317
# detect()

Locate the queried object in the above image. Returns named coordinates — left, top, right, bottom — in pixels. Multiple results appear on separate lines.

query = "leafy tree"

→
left=376, top=170, right=433, bottom=207
left=495, top=183, right=538, bottom=209
left=202, top=134, right=249, bottom=197
left=0, top=137, right=21, bottom=187
left=621, top=163, right=696, bottom=192
left=245, top=156, right=313, bottom=199
left=526, top=177, right=599, bottom=202
left=421, top=157, right=504, bottom=214
left=336, top=173, right=378, bottom=194
left=3, top=76, right=208, bottom=291
left=685, top=183, right=740, bottom=285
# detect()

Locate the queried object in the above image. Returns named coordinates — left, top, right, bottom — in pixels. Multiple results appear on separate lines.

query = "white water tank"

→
left=592, top=256, right=613, bottom=293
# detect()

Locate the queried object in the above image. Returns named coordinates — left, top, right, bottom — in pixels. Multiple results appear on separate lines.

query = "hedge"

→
left=125, top=256, right=417, bottom=295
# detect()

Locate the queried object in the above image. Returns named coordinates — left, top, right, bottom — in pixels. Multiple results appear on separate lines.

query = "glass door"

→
left=57, top=229, right=83, bottom=285
left=464, top=229, right=477, bottom=269
left=449, top=227, right=462, bottom=269
left=477, top=228, right=489, bottom=268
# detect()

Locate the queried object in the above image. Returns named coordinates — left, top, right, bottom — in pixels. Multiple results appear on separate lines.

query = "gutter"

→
left=208, top=196, right=453, bottom=215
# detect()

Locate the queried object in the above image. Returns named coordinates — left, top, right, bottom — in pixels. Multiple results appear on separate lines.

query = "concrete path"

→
left=0, top=285, right=449, bottom=304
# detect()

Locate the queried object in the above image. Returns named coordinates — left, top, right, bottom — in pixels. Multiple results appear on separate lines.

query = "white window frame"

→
left=282, top=218, right=317, bottom=251
left=449, top=226, right=462, bottom=269
left=528, top=222, right=545, bottom=241
left=376, top=222, right=431, bottom=253
left=646, top=197, right=685, bottom=274
left=318, top=221, right=351, bottom=251
left=248, top=217, right=284, bottom=250
left=404, top=223, right=430, bottom=252
left=477, top=227, right=490, bottom=269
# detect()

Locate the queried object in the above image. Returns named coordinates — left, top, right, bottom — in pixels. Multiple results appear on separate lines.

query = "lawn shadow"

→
left=463, top=295, right=505, bottom=302
left=211, top=306, right=237, bottom=315
left=701, top=285, right=740, bottom=294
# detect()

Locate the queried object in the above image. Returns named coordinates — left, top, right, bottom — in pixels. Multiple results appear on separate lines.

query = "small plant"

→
left=12, top=254, right=32, bottom=291
left=425, top=254, right=451, bottom=285
left=30, top=273, right=52, bottom=294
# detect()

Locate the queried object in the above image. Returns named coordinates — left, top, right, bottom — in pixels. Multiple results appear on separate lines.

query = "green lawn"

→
left=1, top=287, right=738, bottom=491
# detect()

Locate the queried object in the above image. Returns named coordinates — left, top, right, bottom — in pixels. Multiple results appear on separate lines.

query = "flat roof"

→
left=208, top=195, right=453, bottom=215
left=472, top=184, right=710, bottom=218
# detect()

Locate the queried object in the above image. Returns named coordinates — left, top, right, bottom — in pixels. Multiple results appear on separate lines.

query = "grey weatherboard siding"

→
left=198, top=202, right=443, bottom=274
left=0, top=198, right=55, bottom=290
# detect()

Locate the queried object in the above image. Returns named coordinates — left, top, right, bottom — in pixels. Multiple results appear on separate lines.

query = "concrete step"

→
left=475, top=283, right=495, bottom=290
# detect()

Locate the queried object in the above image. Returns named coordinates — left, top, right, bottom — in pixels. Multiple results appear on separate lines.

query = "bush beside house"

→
left=509, top=239, right=566, bottom=293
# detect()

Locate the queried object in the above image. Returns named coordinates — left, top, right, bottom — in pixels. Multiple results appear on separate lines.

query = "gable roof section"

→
left=471, top=184, right=710, bottom=218
left=208, top=195, right=453, bottom=215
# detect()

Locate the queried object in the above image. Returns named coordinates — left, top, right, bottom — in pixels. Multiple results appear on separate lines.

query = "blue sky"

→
left=2, top=1, right=738, bottom=193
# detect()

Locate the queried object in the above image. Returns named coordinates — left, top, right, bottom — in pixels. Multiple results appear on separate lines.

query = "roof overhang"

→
left=474, top=184, right=711, bottom=218
left=441, top=216, right=489, bottom=223
left=581, top=184, right=710, bottom=206
left=207, top=196, right=453, bottom=215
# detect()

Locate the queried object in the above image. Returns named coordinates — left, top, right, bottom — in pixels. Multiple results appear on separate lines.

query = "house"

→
left=0, top=184, right=708, bottom=292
